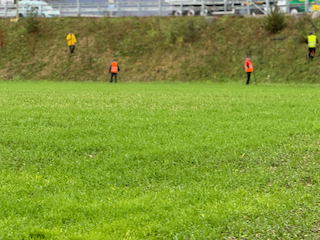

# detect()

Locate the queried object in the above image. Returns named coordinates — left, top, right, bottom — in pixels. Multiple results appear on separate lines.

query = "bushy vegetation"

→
left=264, top=6, right=286, bottom=34
left=1, top=82, right=320, bottom=239
left=0, top=15, right=319, bottom=82
left=25, top=9, right=40, bottom=33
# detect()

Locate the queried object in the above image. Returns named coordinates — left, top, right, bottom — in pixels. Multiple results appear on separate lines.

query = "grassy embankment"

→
left=0, top=15, right=320, bottom=82
left=1, top=82, right=320, bottom=239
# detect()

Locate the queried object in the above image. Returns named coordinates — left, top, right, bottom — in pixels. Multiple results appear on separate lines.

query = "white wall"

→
left=0, top=0, right=14, bottom=5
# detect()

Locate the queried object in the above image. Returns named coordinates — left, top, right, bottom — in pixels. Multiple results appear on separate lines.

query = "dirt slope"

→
left=0, top=15, right=318, bottom=83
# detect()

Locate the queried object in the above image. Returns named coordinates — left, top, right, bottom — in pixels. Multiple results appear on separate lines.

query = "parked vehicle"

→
left=18, top=0, right=60, bottom=18
left=165, top=0, right=277, bottom=16
left=278, top=0, right=314, bottom=13
left=164, top=0, right=236, bottom=16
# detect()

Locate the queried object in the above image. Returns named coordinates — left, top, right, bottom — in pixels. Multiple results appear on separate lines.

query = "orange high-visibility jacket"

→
left=110, top=61, right=119, bottom=73
left=244, top=58, right=254, bottom=72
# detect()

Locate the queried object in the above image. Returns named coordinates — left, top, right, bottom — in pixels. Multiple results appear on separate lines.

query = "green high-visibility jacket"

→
left=308, top=35, right=317, bottom=48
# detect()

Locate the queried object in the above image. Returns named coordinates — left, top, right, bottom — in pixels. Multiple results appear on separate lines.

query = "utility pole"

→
left=16, top=0, right=19, bottom=20
left=77, top=0, right=80, bottom=16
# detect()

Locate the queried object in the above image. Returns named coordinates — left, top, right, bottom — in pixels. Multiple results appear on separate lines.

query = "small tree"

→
left=264, top=6, right=286, bottom=34
left=25, top=8, right=40, bottom=33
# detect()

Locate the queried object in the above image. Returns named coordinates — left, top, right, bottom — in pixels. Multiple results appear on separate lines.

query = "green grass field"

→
left=1, top=82, right=320, bottom=239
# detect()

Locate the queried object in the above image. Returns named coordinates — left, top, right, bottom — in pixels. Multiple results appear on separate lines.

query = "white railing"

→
left=0, top=0, right=317, bottom=18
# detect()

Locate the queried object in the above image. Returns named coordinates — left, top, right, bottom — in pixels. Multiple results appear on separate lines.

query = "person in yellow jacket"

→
left=307, top=32, right=318, bottom=60
left=66, top=31, right=77, bottom=54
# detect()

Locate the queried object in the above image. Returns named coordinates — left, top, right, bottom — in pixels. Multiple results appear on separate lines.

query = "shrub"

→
left=25, top=9, right=40, bottom=33
left=264, top=6, right=286, bottom=33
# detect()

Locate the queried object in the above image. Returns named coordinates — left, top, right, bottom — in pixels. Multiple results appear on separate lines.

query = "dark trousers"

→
left=69, top=45, right=75, bottom=54
left=110, top=73, right=117, bottom=83
left=246, top=72, right=251, bottom=85
left=309, top=48, right=316, bottom=60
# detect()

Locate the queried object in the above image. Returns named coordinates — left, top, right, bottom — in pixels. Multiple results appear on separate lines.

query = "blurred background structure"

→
left=0, top=0, right=319, bottom=18
left=43, top=0, right=245, bottom=17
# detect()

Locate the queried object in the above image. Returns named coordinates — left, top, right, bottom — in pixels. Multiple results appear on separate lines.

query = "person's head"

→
left=246, top=55, right=250, bottom=59
left=70, top=31, right=73, bottom=35
left=113, top=59, right=116, bottom=62
left=309, top=32, right=313, bottom=35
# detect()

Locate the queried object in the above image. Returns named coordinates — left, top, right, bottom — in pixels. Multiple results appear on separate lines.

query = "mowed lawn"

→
left=1, top=82, right=320, bottom=239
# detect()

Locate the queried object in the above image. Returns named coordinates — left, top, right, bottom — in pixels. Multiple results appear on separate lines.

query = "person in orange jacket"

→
left=109, top=60, right=120, bottom=83
left=244, top=56, right=254, bottom=85
left=66, top=31, right=77, bottom=54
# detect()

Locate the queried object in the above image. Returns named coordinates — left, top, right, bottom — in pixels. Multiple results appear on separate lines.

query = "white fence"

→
left=0, top=0, right=317, bottom=18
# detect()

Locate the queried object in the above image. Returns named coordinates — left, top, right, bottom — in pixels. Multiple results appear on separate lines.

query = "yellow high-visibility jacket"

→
left=308, top=35, right=317, bottom=48
left=66, top=34, right=76, bottom=46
